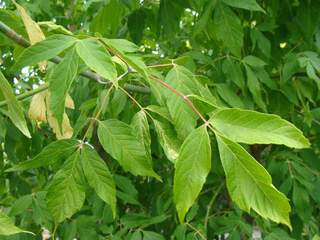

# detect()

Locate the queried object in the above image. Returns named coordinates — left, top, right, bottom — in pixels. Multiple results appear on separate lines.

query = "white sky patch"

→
left=0, top=0, right=6, bottom=9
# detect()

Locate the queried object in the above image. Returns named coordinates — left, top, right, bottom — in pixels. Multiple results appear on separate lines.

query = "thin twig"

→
left=0, top=83, right=48, bottom=107
left=118, top=86, right=154, bottom=120
left=147, top=63, right=174, bottom=68
left=185, top=223, right=207, bottom=240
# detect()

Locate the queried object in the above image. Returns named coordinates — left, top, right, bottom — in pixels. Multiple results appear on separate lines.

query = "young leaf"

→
left=216, top=134, right=291, bottom=229
left=0, top=211, right=32, bottom=236
left=174, top=125, right=211, bottom=222
left=153, top=119, right=181, bottom=163
left=7, top=139, right=79, bottom=172
left=48, top=47, right=79, bottom=128
left=222, top=0, right=265, bottom=13
left=0, top=71, right=30, bottom=138
left=97, top=119, right=160, bottom=180
left=75, top=38, right=117, bottom=84
left=47, top=150, right=85, bottom=223
left=14, top=34, right=76, bottom=70
left=81, top=145, right=116, bottom=216
left=212, top=3, right=244, bottom=57
left=131, top=110, right=151, bottom=156
left=209, top=108, right=310, bottom=148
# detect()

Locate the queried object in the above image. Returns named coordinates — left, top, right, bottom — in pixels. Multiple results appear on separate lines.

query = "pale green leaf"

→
left=165, top=66, right=199, bottom=139
left=0, top=211, right=32, bottom=236
left=210, top=108, right=310, bottom=148
left=145, top=105, right=171, bottom=122
left=131, top=110, right=151, bottom=156
left=222, top=0, right=265, bottom=12
left=213, top=3, right=244, bottom=57
left=81, top=145, right=116, bottom=216
left=153, top=119, right=181, bottom=163
left=47, top=150, right=85, bottom=223
left=49, top=47, right=79, bottom=128
left=14, top=34, right=76, bottom=69
left=76, top=38, right=117, bottom=83
left=216, top=135, right=291, bottom=228
left=97, top=119, right=160, bottom=180
left=7, top=139, right=79, bottom=172
left=0, top=71, right=30, bottom=138
left=102, top=38, right=139, bottom=52
left=174, top=125, right=211, bottom=222
left=101, top=38, right=148, bottom=79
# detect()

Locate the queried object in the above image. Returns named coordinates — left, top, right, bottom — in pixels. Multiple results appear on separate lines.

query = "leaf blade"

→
left=216, top=134, right=291, bottom=228
left=173, top=125, right=211, bottom=222
left=0, top=71, right=30, bottom=138
left=97, top=119, right=160, bottom=180
left=81, top=145, right=116, bottom=216
left=47, top=150, right=85, bottom=223
left=76, top=38, right=117, bottom=84
left=210, top=108, right=310, bottom=148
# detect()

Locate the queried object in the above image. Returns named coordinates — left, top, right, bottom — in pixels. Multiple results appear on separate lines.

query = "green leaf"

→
left=75, top=38, right=117, bottom=84
left=47, top=150, right=85, bottom=223
left=212, top=3, right=244, bottom=57
left=222, top=0, right=265, bottom=12
left=153, top=119, right=182, bottom=162
left=245, top=65, right=266, bottom=111
left=210, top=108, right=310, bottom=148
left=89, top=0, right=125, bottom=37
left=222, top=58, right=245, bottom=90
left=131, top=110, right=151, bottom=156
left=174, top=125, right=211, bottom=222
left=9, top=194, right=33, bottom=216
left=216, top=134, right=291, bottom=228
left=143, top=231, right=165, bottom=240
left=14, top=34, right=76, bottom=69
left=102, top=39, right=139, bottom=53
left=0, top=211, right=32, bottom=236
left=7, top=139, right=79, bottom=171
left=101, top=38, right=149, bottom=79
left=165, top=66, right=199, bottom=139
left=97, top=119, right=160, bottom=180
left=121, top=213, right=168, bottom=228
left=242, top=55, right=267, bottom=67
left=216, top=83, right=244, bottom=108
left=49, top=47, right=79, bottom=128
left=81, top=145, right=116, bottom=216
left=0, top=71, right=30, bottom=138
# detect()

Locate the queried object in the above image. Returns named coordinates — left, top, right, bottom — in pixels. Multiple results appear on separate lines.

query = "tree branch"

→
left=0, top=21, right=150, bottom=94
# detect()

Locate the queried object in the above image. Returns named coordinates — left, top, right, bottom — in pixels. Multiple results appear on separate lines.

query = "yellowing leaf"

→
left=28, top=91, right=47, bottom=121
left=65, top=94, right=75, bottom=109
left=28, top=90, right=74, bottom=139
left=47, top=112, right=73, bottom=139
left=13, top=0, right=47, bottom=70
